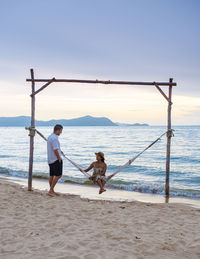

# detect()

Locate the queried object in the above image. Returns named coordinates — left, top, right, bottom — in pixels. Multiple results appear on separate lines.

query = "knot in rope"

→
left=25, top=126, right=36, bottom=137
left=166, top=129, right=174, bottom=138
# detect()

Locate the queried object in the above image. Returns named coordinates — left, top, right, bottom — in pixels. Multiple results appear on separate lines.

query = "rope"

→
left=25, top=127, right=91, bottom=178
left=25, top=127, right=172, bottom=182
left=35, top=129, right=47, bottom=141
left=62, top=153, right=91, bottom=178
left=106, top=131, right=166, bottom=181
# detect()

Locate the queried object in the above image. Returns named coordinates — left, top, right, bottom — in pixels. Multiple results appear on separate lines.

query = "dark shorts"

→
left=49, top=160, right=63, bottom=176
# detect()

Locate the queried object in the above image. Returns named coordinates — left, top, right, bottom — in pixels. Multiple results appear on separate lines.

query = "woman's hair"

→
left=101, top=157, right=105, bottom=163
left=96, top=152, right=105, bottom=163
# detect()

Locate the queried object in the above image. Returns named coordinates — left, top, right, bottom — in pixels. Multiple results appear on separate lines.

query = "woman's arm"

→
left=102, top=163, right=107, bottom=176
left=84, top=162, right=94, bottom=172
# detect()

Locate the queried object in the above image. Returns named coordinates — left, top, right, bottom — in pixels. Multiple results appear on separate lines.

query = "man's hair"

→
left=54, top=124, right=63, bottom=132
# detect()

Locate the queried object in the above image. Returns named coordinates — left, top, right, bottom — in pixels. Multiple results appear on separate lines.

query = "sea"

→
left=0, top=126, right=199, bottom=199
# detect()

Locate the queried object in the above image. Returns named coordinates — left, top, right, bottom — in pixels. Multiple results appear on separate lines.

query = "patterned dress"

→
left=91, top=164, right=106, bottom=183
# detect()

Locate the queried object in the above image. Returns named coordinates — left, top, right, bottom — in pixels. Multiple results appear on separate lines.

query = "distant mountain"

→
left=0, top=115, right=116, bottom=127
left=0, top=116, right=31, bottom=127
left=37, top=115, right=116, bottom=126
left=0, top=116, right=149, bottom=127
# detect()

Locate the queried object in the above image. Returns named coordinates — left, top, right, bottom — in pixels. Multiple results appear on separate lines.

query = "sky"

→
left=0, top=0, right=199, bottom=125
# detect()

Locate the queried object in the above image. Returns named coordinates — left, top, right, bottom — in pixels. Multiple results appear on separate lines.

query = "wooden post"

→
left=165, top=78, right=173, bottom=196
left=28, top=68, right=35, bottom=191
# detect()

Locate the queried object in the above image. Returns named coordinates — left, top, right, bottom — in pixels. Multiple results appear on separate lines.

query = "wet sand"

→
left=1, top=175, right=200, bottom=208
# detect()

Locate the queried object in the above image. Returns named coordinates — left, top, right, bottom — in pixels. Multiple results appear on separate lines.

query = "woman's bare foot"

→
left=99, top=189, right=106, bottom=194
left=48, top=191, right=55, bottom=197
left=53, top=191, right=60, bottom=196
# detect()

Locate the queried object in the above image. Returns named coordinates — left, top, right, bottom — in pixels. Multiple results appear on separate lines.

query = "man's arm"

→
left=51, top=138, right=61, bottom=162
left=54, top=149, right=61, bottom=162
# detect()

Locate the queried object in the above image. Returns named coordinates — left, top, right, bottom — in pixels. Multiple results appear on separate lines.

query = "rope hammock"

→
left=26, top=127, right=172, bottom=182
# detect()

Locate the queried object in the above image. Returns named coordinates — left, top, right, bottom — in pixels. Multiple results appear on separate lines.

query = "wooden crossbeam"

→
left=27, top=78, right=176, bottom=86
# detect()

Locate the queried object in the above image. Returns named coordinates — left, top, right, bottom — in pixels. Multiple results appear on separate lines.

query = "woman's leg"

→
left=97, top=179, right=106, bottom=194
left=101, top=180, right=106, bottom=190
left=97, top=179, right=103, bottom=190
left=99, top=180, right=106, bottom=194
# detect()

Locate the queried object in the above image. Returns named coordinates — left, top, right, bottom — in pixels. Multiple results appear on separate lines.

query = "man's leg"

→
left=48, top=160, right=62, bottom=196
left=49, top=176, right=54, bottom=187
left=49, top=162, right=54, bottom=191
left=49, top=175, right=61, bottom=193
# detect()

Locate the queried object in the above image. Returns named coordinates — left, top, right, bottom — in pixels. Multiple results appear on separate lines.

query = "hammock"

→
left=27, top=127, right=168, bottom=182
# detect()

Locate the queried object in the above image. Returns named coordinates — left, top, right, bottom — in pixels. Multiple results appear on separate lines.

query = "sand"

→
left=0, top=180, right=200, bottom=259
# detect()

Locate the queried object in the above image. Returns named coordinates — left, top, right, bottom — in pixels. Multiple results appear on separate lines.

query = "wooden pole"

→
left=165, top=78, right=173, bottom=196
left=28, top=68, right=35, bottom=191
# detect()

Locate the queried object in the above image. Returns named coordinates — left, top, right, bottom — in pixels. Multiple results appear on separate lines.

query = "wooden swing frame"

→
left=26, top=68, right=177, bottom=196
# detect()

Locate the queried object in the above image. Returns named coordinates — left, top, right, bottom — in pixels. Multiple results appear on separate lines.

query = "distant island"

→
left=0, top=116, right=149, bottom=127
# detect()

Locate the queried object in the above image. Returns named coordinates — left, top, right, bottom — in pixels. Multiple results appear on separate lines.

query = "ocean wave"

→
left=0, top=166, right=27, bottom=178
left=0, top=155, right=16, bottom=158
left=89, top=146, right=107, bottom=149
left=1, top=166, right=200, bottom=198
left=171, top=156, right=200, bottom=163
left=109, top=151, right=129, bottom=155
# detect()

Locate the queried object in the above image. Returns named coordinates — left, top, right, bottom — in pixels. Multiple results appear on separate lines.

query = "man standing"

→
left=47, top=124, right=63, bottom=196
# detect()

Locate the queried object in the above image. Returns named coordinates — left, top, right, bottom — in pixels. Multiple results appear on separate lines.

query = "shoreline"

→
left=0, top=179, right=200, bottom=258
left=1, top=174, right=200, bottom=209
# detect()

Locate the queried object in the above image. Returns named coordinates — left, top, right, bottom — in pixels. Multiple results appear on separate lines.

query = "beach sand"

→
left=0, top=180, right=200, bottom=259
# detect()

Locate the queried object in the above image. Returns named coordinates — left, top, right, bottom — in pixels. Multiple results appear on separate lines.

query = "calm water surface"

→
left=0, top=126, right=199, bottom=198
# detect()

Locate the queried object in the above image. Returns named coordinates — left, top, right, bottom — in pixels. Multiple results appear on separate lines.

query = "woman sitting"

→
left=84, top=152, right=107, bottom=194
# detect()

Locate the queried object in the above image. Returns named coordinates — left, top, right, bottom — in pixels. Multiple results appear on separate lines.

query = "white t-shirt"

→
left=47, top=133, right=62, bottom=164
